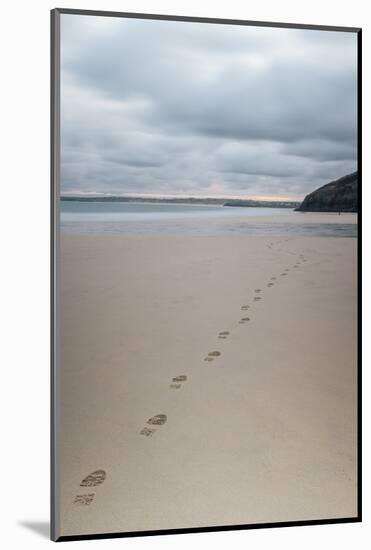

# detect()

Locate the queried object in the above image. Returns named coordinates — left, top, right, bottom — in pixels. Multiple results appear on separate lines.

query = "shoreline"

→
left=60, top=213, right=358, bottom=238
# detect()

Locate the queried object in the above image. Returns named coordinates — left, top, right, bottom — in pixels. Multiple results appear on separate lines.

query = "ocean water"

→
left=60, top=201, right=357, bottom=237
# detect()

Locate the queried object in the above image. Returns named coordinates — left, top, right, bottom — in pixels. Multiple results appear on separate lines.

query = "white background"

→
left=0, top=0, right=368, bottom=548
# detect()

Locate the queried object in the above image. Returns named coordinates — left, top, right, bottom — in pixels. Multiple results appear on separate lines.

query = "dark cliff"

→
left=297, top=172, right=358, bottom=212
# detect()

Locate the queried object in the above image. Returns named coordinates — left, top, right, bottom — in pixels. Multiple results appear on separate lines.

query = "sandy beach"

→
left=58, top=214, right=358, bottom=537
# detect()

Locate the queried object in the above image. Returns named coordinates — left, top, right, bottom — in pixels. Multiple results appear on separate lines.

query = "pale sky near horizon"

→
left=60, top=14, right=357, bottom=200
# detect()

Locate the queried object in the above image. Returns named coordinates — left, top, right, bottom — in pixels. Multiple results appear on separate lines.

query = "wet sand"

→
left=57, top=216, right=358, bottom=537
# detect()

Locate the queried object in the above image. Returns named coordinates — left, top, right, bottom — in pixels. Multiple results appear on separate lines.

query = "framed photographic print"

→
left=51, top=8, right=361, bottom=541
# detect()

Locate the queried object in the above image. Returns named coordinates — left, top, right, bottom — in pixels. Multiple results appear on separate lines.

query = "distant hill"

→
left=60, top=195, right=299, bottom=209
left=60, top=195, right=225, bottom=205
left=296, top=172, right=358, bottom=212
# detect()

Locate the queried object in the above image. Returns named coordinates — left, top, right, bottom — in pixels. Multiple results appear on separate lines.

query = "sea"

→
left=60, top=201, right=357, bottom=238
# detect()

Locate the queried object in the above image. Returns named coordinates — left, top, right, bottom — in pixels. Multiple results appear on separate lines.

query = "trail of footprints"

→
left=137, top=250, right=308, bottom=436
left=73, top=249, right=308, bottom=507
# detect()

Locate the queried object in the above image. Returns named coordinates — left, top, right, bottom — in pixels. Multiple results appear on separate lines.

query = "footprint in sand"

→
left=241, top=305, right=249, bottom=311
left=139, top=427, right=156, bottom=437
left=270, top=277, right=277, bottom=280
left=239, top=317, right=250, bottom=324
left=147, top=414, right=167, bottom=426
left=80, top=470, right=106, bottom=488
left=267, top=282, right=274, bottom=287
left=204, top=350, right=221, bottom=362
left=254, top=296, right=262, bottom=301
left=73, top=470, right=106, bottom=506
left=284, top=268, right=290, bottom=272
left=73, top=494, right=95, bottom=506
left=140, top=414, right=167, bottom=436
left=280, top=273, right=287, bottom=276
left=218, top=331, right=230, bottom=339
left=170, top=375, right=187, bottom=389
left=173, top=375, right=187, bottom=382
left=255, top=289, right=262, bottom=293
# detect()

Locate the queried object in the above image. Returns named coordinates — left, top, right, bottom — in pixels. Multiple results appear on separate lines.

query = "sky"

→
left=60, top=14, right=358, bottom=200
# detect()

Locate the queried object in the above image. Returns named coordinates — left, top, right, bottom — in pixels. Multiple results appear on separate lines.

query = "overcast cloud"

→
left=60, top=15, right=357, bottom=199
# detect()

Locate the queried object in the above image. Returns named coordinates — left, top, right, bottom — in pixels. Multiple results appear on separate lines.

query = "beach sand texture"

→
left=58, top=216, right=358, bottom=537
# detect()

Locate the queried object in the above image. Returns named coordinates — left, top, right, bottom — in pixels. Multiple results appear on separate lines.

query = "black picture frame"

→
left=51, top=8, right=362, bottom=542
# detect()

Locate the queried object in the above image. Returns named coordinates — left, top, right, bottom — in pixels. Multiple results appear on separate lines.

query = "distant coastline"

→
left=60, top=195, right=300, bottom=209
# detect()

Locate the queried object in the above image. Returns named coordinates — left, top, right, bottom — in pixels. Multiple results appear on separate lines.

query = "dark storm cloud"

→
left=60, top=15, right=357, bottom=198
